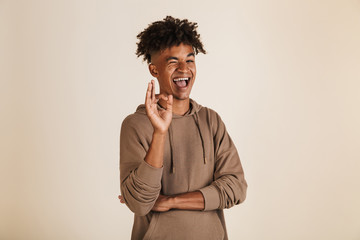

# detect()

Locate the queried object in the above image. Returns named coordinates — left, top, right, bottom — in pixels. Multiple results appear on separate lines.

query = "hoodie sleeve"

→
left=120, top=115, right=163, bottom=216
left=199, top=111, right=247, bottom=211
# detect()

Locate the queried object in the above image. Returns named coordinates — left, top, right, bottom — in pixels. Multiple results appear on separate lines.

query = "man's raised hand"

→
left=145, top=80, right=173, bottom=134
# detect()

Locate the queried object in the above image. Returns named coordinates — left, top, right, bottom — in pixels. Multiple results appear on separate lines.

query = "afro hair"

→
left=136, top=16, right=206, bottom=63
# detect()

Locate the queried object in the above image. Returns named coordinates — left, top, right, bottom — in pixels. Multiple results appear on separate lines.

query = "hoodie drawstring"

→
left=165, top=101, right=207, bottom=174
left=193, top=111, right=207, bottom=165
left=168, top=124, right=175, bottom=173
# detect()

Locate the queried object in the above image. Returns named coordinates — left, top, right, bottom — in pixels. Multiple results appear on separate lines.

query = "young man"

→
left=119, top=16, right=247, bottom=240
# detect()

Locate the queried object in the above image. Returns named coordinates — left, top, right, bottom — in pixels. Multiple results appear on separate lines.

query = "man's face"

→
left=149, top=43, right=196, bottom=101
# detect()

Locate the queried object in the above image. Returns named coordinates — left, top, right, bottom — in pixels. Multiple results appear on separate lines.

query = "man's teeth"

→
left=173, top=77, right=189, bottom=82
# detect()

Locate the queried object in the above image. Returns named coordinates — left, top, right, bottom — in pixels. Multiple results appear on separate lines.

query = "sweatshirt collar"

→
left=135, top=98, right=202, bottom=118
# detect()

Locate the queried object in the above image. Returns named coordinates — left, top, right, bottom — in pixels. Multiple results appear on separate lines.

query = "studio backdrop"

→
left=1, top=0, right=359, bottom=239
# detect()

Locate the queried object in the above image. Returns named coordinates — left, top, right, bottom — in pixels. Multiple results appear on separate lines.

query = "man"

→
left=119, top=16, right=247, bottom=240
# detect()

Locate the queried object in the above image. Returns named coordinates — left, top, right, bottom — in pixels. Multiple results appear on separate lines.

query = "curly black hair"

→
left=136, top=16, right=206, bottom=63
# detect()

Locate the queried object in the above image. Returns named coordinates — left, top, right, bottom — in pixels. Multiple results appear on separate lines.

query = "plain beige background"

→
left=1, top=0, right=360, bottom=239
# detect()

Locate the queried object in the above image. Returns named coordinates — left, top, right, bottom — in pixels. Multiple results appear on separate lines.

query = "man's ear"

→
left=148, top=64, right=159, bottom=78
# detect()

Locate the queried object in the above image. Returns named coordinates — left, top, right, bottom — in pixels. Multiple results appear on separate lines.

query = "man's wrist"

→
left=167, top=192, right=205, bottom=211
left=168, top=195, right=178, bottom=209
left=153, top=129, right=168, bottom=137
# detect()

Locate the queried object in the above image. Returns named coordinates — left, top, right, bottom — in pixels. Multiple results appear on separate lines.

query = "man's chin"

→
left=173, top=94, right=191, bottom=101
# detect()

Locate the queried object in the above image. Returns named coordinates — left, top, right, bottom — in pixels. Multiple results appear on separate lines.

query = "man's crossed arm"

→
left=118, top=191, right=204, bottom=212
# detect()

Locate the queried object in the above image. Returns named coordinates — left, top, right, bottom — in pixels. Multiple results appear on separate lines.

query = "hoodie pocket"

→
left=143, top=210, right=224, bottom=240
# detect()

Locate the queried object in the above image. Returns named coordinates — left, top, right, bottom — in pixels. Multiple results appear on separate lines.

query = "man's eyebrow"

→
left=166, top=53, right=195, bottom=62
left=166, top=56, right=178, bottom=61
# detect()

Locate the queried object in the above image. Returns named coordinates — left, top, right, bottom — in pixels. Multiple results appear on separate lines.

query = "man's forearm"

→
left=144, top=131, right=167, bottom=168
left=152, top=191, right=205, bottom=212
left=172, top=191, right=205, bottom=210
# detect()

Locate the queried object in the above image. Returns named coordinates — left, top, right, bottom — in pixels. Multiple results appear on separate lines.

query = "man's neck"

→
left=159, top=98, right=190, bottom=116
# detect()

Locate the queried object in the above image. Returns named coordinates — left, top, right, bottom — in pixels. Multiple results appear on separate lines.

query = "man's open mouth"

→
left=173, top=77, right=190, bottom=88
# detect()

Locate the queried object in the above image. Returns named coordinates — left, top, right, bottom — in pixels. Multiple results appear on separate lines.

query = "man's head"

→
left=136, top=16, right=206, bottom=64
left=136, top=16, right=206, bottom=101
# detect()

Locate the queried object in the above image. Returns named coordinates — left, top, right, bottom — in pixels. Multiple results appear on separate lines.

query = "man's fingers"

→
left=166, top=95, right=173, bottom=111
left=151, top=80, right=155, bottom=101
left=155, top=93, right=168, bottom=102
left=145, top=82, right=152, bottom=106
left=156, top=94, right=173, bottom=112
left=146, top=80, right=157, bottom=105
left=118, top=195, right=125, bottom=204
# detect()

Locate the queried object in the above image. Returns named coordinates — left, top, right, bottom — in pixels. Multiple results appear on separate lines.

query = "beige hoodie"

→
left=120, top=99, right=247, bottom=240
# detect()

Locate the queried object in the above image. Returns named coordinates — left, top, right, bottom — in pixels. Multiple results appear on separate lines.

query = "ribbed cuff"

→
left=135, top=161, right=163, bottom=187
left=199, top=184, right=220, bottom=211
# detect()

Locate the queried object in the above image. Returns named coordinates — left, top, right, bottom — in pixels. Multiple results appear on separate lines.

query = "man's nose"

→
left=177, top=61, right=189, bottom=72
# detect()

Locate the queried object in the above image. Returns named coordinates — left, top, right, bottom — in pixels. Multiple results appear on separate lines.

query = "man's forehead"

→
left=157, top=45, right=194, bottom=57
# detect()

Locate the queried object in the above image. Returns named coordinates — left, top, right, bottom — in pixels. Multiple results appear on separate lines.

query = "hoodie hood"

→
left=135, top=98, right=202, bottom=118
left=135, top=99, right=206, bottom=173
